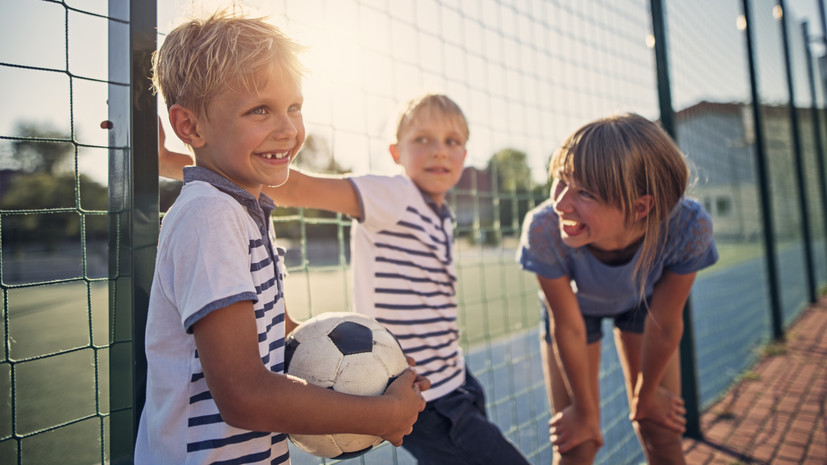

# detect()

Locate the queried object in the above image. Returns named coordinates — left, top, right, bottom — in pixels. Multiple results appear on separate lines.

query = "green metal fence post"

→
left=108, top=0, right=157, bottom=461
left=741, top=0, right=785, bottom=340
left=649, top=0, right=702, bottom=440
left=778, top=0, right=818, bottom=305
left=128, top=0, right=159, bottom=440
left=802, top=20, right=827, bottom=281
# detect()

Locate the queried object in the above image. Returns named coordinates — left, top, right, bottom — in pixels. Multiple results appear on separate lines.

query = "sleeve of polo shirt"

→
left=162, top=195, right=260, bottom=332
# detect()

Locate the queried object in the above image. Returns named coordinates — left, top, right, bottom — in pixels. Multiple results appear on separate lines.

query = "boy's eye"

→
left=249, top=106, right=267, bottom=115
left=415, top=136, right=429, bottom=144
left=288, top=103, right=302, bottom=112
left=446, top=138, right=462, bottom=146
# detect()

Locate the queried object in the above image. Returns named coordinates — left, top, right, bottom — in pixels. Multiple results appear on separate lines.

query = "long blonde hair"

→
left=549, top=113, right=689, bottom=297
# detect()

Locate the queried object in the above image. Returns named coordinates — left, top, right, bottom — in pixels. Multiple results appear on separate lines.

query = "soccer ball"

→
left=284, top=312, right=408, bottom=459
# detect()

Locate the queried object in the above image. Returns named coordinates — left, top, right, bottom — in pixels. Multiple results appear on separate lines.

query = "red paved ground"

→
left=682, top=297, right=827, bottom=465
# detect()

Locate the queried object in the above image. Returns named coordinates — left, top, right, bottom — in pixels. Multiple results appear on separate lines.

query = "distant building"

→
left=674, top=100, right=822, bottom=241
left=452, top=166, right=494, bottom=229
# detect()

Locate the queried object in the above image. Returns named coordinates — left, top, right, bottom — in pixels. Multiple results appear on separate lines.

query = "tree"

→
left=292, top=134, right=349, bottom=174
left=9, top=121, right=74, bottom=174
left=486, top=148, right=534, bottom=193
left=1, top=121, right=108, bottom=249
left=483, top=148, right=544, bottom=236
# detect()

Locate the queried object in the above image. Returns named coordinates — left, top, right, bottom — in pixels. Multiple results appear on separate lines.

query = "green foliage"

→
left=292, top=134, right=349, bottom=174
left=10, top=121, right=74, bottom=174
left=1, top=121, right=109, bottom=248
left=1, top=172, right=109, bottom=246
left=486, top=148, right=534, bottom=193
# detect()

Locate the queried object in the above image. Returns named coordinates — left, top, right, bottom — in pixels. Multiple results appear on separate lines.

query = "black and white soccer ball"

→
left=284, top=311, right=408, bottom=459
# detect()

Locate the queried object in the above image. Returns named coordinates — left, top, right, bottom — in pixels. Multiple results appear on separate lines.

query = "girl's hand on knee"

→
left=549, top=405, right=603, bottom=453
left=630, top=386, right=686, bottom=433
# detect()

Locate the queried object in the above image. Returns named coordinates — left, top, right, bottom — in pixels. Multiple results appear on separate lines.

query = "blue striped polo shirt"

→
left=349, top=174, right=465, bottom=402
left=135, top=167, right=289, bottom=465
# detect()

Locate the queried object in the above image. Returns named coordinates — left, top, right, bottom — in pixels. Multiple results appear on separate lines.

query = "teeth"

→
left=261, top=152, right=289, bottom=159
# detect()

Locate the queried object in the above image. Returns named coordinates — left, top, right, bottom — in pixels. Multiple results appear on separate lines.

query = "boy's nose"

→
left=272, top=114, right=298, bottom=138
left=431, top=141, right=448, bottom=157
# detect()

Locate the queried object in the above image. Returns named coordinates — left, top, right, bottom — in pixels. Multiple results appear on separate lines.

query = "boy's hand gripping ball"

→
left=284, top=312, right=409, bottom=459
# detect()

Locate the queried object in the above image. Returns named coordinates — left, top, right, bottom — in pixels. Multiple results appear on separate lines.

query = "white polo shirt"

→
left=135, top=167, right=290, bottom=465
left=349, top=174, right=465, bottom=402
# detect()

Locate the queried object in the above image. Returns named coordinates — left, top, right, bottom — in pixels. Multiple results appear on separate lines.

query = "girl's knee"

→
left=555, top=440, right=600, bottom=465
left=633, top=420, right=685, bottom=465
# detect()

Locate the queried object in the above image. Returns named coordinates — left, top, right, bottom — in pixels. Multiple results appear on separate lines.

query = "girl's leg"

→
left=541, top=335, right=603, bottom=465
left=614, top=329, right=686, bottom=465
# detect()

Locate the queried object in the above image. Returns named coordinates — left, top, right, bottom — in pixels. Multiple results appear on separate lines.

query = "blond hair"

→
left=151, top=11, right=306, bottom=117
left=549, top=113, right=689, bottom=298
left=393, top=94, right=469, bottom=143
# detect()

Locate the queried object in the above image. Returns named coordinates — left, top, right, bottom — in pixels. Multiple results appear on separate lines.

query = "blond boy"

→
left=137, top=13, right=425, bottom=465
left=161, top=93, right=529, bottom=464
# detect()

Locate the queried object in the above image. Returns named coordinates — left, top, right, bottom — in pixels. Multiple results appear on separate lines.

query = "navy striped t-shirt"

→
left=350, top=174, right=465, bottom=401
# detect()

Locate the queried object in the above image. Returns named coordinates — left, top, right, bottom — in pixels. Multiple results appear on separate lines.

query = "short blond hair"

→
left=151, top=11, right=306, bottom=117
left=394, top=94, right=469, bottom=143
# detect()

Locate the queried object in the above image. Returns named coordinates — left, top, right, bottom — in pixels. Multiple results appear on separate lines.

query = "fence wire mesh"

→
left=1, top=0, right=826, bottom=464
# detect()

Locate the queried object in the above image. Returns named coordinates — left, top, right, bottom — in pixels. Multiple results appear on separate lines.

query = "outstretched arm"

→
left=158, top=118, right=194, bottom=180
left=157, top=119, right=361, bottom=218
left=271, top=169, right=361, bottom=219
left=630, top=269, right=695, bottom=433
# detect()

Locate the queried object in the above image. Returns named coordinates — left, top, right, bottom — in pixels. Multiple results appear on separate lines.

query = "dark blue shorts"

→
left=402, top=371, right=530, bottom=465
left=540, top=297, right=649, bottom=345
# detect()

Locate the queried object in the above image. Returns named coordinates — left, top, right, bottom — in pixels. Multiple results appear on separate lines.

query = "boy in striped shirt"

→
left=238, top=94, right=531, bottom=464
left=138, top=13, right=426, bottom=465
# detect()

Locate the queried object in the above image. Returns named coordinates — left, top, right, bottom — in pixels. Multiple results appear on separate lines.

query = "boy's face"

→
left=189, top=66, right=305, bottom=197
left=390, top=112, right=467, bottom=206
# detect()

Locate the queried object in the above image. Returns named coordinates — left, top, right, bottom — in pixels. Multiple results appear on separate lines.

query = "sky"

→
left=1, top=0, right=826, bottom=185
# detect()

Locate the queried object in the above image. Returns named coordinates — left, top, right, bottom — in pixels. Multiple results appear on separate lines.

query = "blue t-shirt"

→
left=517, top=197, right=718, bottom=316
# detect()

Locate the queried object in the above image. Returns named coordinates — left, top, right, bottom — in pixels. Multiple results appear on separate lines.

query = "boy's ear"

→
left=168, top=104, right=206, bottom=149
left=389, top=143, right=401, bottom=165
left=634, top=195, right=655, bottom=221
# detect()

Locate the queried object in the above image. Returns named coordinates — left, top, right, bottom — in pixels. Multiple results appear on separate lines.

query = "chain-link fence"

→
left=2, top=0, right=826, bottom=464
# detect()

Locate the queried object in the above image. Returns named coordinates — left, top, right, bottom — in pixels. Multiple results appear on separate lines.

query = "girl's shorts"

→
left=540, top=297, right=649, bottom=344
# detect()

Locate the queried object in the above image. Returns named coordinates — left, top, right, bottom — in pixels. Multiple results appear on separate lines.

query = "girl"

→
left=517, top=113, right=717, bottom=465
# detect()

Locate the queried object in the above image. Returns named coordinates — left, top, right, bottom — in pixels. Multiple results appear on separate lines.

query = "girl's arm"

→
left=537, top=275, right=602, bottom=451
left=631, top=269, right=696, bottom=432
left=193, top=300, right=425, bottom=445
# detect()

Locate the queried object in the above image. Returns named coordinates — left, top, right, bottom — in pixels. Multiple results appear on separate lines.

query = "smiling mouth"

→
left=560, top=219, right=586, bottom=236
left=258, top=151, right=290, bottom=160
